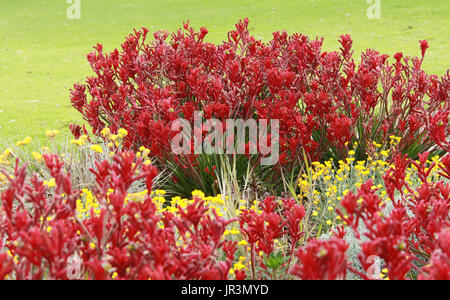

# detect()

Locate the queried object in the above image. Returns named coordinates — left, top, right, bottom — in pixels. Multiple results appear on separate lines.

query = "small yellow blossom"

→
left=238, top=240, right=248, bottom=247
left=118, top=128, right=128, bottom=138
left=101, top=127, right=111, bottom=137
left=45, top=129, right=59, bottom=139
left=91, top=145, right=103, bottom=154
left=32, top=151, right=43, bottom=162
left=17, top=136, right=32, bottom=147
left=44, top=178, right=56, bottom=188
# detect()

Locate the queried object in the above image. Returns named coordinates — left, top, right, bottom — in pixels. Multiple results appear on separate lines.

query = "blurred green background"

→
left=0, top=0, right=448, bottom=146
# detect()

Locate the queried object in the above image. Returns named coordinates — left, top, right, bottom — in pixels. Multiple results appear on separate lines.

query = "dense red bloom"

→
left=291, top=238, right=349, bottom=280
left=0, top=253, right=14, bottom=280
left=282, top=198, right=306, bottom=243
left=238, top=196, right=306, bottom=279
left=1, top=147, right=449, bottom=280
left=383, top=154, right=411, bottom=201
left=419, top=229, right=450, bottom=280
left=70, top=20, right=449, bottom=187
left=439, top=154, right=450, bottom=180
left=1, top=20, right=448, bottom=281
left=0, top=151, right=236, bottom=280
left=419, top=40, right=429, bottom=59
left=336, top=152, right=450, bottom=280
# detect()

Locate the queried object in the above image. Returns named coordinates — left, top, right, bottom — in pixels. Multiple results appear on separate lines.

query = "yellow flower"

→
left=3, top=148, right=12, bottom=156
left=192, top=190, right=205, bottom=199
left=155, top=190, right=166, bottom=195
left=233, top=261, right=246, bottom=271
left=101, top=127, right=111, bottom=137
left=71, top=137, right=86, bottom=146
left=373, top=141, right=382, bottom=148
left=17, top=136, right=32, bottom=147
left=139, top=146, right=150, bottom=157
left=238, top=240, right=248, bottom=247
left=389, top=135, right=401, bottom=145
left=118, top=128, right=128, bottom=138
left=90, top=145, right=103, bottom=154
left=44, top=178, right=56, bottom=188
left=224, top=228, right=240, bottom=236
left=326, top=220, right=332, bottom=226
left=45, top=129, right=59, bottom=139
left=32, top=151, right=43, bottom=163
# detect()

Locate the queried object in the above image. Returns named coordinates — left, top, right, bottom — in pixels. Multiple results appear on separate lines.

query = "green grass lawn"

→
left=0, top=0, right=448, bottom=146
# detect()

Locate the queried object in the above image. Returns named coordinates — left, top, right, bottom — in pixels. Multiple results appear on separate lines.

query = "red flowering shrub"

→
left=2, top=20, right=448, bottom=281
left=0, top=152, right=237, bottom=280
left=0, top=149, right=448, bottom=280
left=70, top=20, right=449, bottom=172
left=236, top=170, right=448, bottom=280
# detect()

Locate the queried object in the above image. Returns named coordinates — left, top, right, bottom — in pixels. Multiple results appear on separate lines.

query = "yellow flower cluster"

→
left=231, top=256, right=247, bottom=273
left=45, top=129, right=59, bottom=139
left=16, top=136, right=32, bottom=147
left=43, top=178, right=56, bottom=188
left=0, top=148, right=13, bottom=165
left=137, top=146, right=152, bottom=166
left=186, top=190, right=269, bottom=255
left=76, top=189, right=101, bottom=219
left=73, top=187, right=262, bottom=261
left=75, top=189, right=168, bottom=219
left=299, top=143, right=446, bottom=230
left=389, top=135, right=401, bottom=146
left=31, top=151, right=43, bottom=163
left=101, top=127, right=128, bottom=148
left=90, top=144, right=103, bottom=154
left=71, top=134, right=88, bottom=146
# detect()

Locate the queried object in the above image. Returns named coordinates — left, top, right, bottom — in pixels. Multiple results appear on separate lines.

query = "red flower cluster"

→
left=419, top=229, right=450, bottom=280
left=70, top=19, right=449, bottom=168
left=291, top=237, right=349, bottom=280
left=335, top=152, right=450, bottom=280
left=286, top=152, right=449, bottom=280
left=0, top=152, right=237, bottom=280
left=0, top=150, right=448, bottom=280
left=238, top=196, right=305, bottom=279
